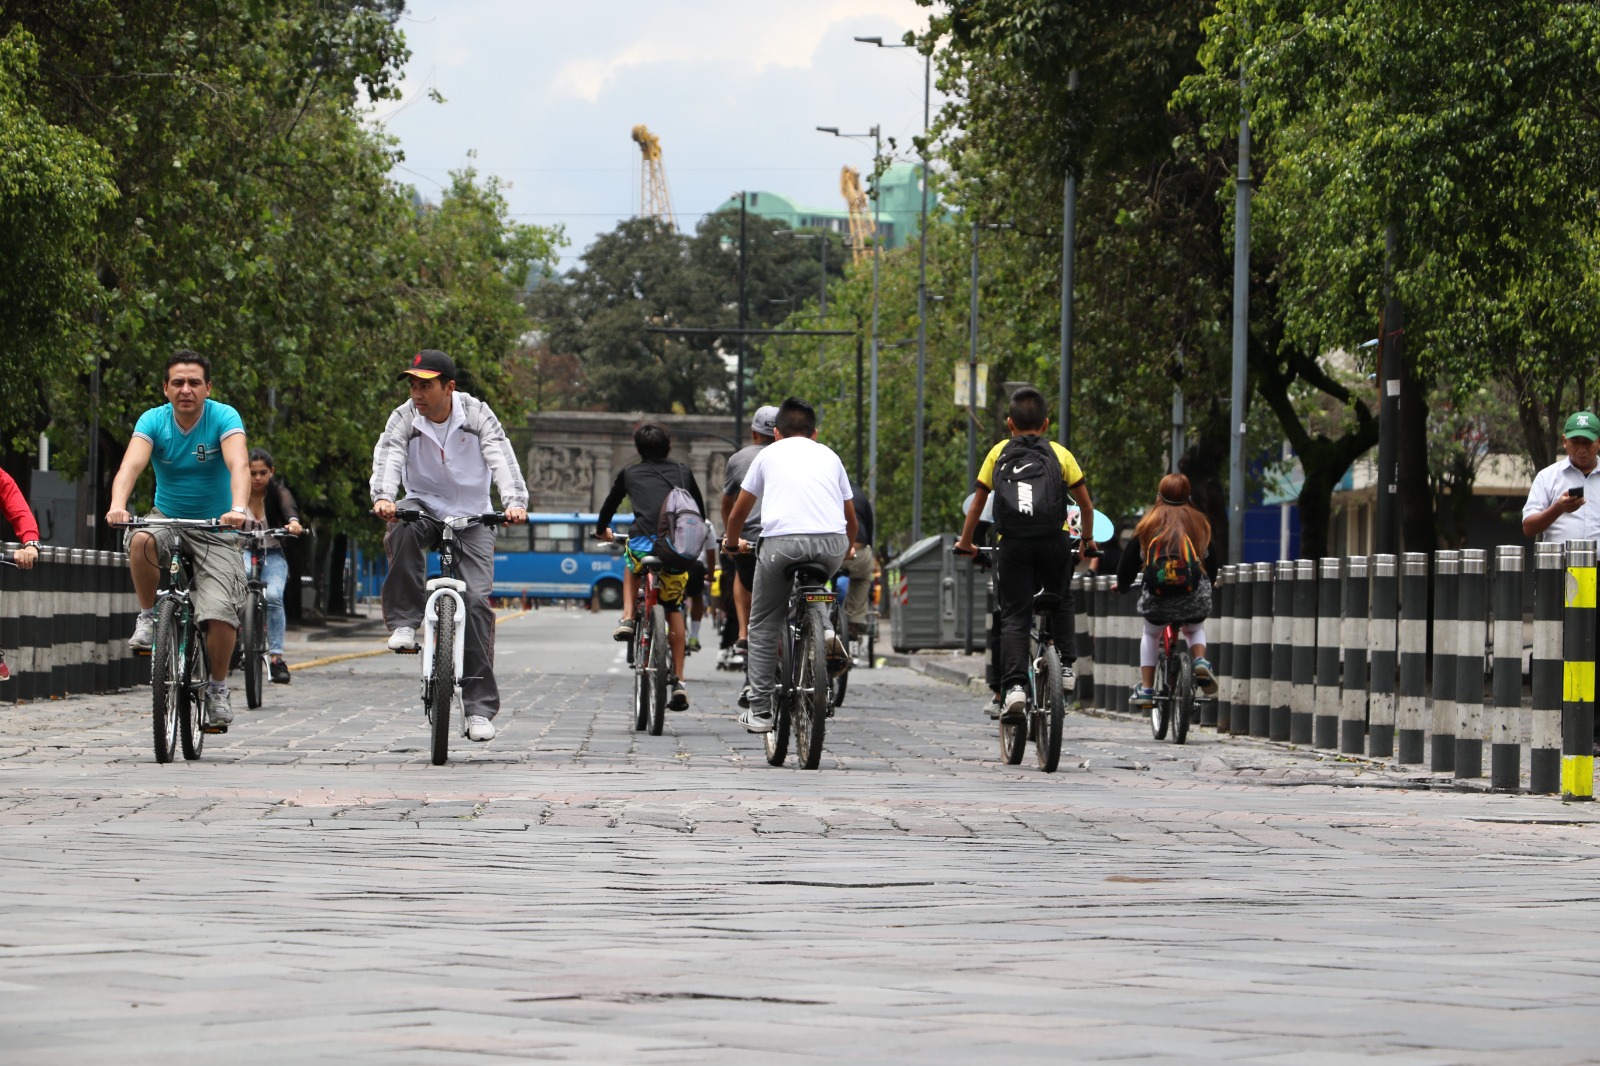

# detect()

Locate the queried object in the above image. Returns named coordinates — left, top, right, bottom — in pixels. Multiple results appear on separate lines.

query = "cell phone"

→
left=1571, top=487, right=1585, bottom=500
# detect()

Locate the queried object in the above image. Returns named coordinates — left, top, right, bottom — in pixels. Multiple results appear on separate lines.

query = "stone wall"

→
left=520, top=411, right=740, bottom=524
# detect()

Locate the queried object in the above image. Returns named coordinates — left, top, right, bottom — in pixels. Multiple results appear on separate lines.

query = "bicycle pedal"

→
left=201, top=723, right=228, bottom=734
left=392, top=647, right=420, bottom=655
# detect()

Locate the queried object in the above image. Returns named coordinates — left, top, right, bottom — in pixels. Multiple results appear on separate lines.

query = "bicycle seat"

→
left=1032, top=590, right=1062, bottom=615
left=639, top=554, right=664, bottom=570
left=786, top=563, right=831, bottom=586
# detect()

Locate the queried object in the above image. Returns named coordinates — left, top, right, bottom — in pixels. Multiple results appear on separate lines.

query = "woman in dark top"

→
left=1116, top=473, right=1219, bottom=706
left=243, top=448, right=303, bottom=683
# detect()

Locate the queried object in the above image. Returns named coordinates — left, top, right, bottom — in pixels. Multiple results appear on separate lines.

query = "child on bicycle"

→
left=954, top=386, right=1096, bottom=724
left=1115, top=472, right=1219, bottom=706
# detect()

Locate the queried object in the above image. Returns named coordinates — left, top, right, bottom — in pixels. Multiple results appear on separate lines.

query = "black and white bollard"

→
left=1455, top=548, right=1489, bottom=780
left=1431, top=550, right=1460, bottom=773
left=1396, top=552, right=1429, bottom=765
left=1341, top=556, right=1370, bottom=754
left=1291, top=559, right=1316, bottom=744
left=1563, top=539, right=1596, bottom=801
left=1531, top=542, right=1563, bottom=794
left=1314, top=558, right=1341, bottom=749
left=1490, top=545, right=1524, bottom=791
left=1214, top=565, right=1234, bottom=733
left=1074, top=574, right=1094, bottom=706
left=1367, top=553, right=1398, bottom=758
left=1270, top=561, right=1295, bottom=742
left=1250, top=562, right=1274, bottom=738
left=1230, top=562, right=1254, bottom=736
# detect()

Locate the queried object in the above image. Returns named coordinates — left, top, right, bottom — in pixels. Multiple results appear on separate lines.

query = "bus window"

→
left=495, top=523, right=531, bottom=553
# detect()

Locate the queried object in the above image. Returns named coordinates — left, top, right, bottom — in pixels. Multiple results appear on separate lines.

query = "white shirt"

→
left=1523, top=456, right=1600, bottom=544
left=740, top=435, right=852, bottom=537
left=404, top=401, right=491, bottom=518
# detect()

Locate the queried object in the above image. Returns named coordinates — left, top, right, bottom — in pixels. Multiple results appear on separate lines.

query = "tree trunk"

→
left=1399, top=364, right=1435, bottom=553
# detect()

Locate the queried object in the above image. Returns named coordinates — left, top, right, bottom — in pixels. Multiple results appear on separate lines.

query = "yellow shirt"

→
left=976, top=437, right=1085, bottom=491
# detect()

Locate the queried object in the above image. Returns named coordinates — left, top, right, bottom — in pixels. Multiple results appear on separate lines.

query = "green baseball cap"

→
left=1565, top=411, right=1600, bottom=441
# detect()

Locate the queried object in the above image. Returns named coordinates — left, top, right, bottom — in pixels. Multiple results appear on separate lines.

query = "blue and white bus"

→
left=478, top=512, right=634, bottom=608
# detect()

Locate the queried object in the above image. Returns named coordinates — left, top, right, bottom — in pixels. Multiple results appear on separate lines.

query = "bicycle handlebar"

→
left=396, top=510, right=507, bottom=529
left=113, top=517, right=250, bottom=534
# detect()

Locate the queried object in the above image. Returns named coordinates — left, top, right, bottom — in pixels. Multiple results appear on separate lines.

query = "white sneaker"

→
left=129, top=612, right=155, bottom=650
left=738, top=707, right=775, bottom=734
left=464, top=715, right=496, bottom=742
left=1001, top=685, right=1028, bottom=723
left=387, top=626, right=418, bottom=651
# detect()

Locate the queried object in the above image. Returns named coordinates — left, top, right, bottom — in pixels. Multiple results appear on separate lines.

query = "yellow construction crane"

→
left=631, top=124, right=676, bottom=231
left=840, top=165, right=871, bottom=265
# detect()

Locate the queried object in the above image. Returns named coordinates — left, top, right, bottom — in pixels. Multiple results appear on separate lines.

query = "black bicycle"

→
left=1149, top=621, right=1198, bottom=744
left=394, top=509, right=505, bottom=765
left=237, top=526, right=298, bottom=710
left=966, top=545, right=1068, bottom=773
left=762, top=561, right=834, bottom=770
left=118, top=517, right=241, bottom=763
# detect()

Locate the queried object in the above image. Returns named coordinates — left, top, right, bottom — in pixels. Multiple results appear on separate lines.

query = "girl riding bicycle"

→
left=1115, top=473, right=1219, bottom=706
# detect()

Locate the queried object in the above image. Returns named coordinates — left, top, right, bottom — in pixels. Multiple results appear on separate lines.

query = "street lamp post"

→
left=817, top=123, right=883, bottom=502
left=856, top=34, right=931, bottom=542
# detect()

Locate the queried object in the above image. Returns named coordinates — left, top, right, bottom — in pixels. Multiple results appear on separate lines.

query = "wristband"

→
left=231, top=507, right=248, bottom=515
left=22, top=540, right=38, bottom=549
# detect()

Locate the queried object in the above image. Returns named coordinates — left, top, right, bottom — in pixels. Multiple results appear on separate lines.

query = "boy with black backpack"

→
left=596, top=423, right=709, bottom=711
left=954, top=387, right=1097, bottom=724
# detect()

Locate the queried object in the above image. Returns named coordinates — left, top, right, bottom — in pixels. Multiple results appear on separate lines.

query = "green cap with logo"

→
left=1565, top=411, right=1600, bottom=442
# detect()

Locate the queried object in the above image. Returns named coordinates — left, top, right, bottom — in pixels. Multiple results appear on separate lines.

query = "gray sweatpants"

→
left=382, top=500, right=501, bottom=720
left=747, top=533, right=849, bottom=714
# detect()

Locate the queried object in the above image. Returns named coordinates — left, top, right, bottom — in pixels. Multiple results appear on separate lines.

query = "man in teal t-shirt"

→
left=107, top=351, right=251, bottom=730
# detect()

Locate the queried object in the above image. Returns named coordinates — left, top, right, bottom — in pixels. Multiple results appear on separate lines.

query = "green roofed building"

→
left=711, top=165, right=932, bottom=251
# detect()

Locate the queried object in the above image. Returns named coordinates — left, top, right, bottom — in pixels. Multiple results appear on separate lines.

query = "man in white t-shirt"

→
left=722, top=397, right=857, bottom=733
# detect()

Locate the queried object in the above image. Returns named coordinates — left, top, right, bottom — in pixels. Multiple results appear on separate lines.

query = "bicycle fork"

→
left=420, top=579, right=467, bottom=705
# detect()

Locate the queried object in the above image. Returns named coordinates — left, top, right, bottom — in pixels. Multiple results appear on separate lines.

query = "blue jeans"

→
left=243, top=548, right=290, bottom=655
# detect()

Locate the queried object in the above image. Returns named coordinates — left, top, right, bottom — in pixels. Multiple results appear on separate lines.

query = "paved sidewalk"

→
left=3, top=610, right=1600, bottom=1063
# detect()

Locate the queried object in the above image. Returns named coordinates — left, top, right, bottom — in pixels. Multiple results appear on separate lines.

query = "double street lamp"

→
left=854, top=33, right=932, bottom=542
left=816, top=123, right=883, bottom=503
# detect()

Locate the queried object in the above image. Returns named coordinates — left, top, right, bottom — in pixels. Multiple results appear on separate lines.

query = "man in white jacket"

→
left=370, top=349, right=529, bottom=742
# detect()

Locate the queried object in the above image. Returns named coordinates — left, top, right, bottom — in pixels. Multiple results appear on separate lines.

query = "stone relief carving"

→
left=528, top=445, right=595, bottom=507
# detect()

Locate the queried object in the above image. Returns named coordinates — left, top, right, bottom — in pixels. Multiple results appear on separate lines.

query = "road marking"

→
left=291, top=607, right=531, bottom=672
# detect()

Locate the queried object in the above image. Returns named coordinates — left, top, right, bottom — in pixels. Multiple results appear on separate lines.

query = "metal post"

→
left=1563, top=539, right=1596, bottom=801
left=1341, top=556, right=1370, bottom=754
left=1454, top=549, right=1488, bottom=780
left=1290, top=559, right=1316, bottom=744
left=1227, top=63, right=1252, bottom=564
left=1531, top=542, right=1564, bottom=794
left=967, top=220, right=980, bottom=489
left=1431, top=550, right=1460, bottom=772
left=1396, top=552, right=1429, bottom=764
left=1368, top=553, right=1398, bottom=757
left=1374, top=296, right=1404, bottom=555
left=1491, top=545, right=1524, bottom=791
left=855, top=331, right=865, bottom=484
left=735, top=192, right=748, bottom=445
left=1270, top=560, right=1295, bottom=741
left=911, top=51, right=930, bottom=542
left=1058, top=71, right=1078, bottom=448
left=868, top=127, right=882, bottom=503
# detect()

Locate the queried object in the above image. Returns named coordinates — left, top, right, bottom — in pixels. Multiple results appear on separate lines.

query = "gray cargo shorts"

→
left=124, top=508, right=246, bottom=629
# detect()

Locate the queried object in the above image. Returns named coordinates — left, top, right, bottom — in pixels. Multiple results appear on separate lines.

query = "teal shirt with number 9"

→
left=132, top=400, right=246, bottom=520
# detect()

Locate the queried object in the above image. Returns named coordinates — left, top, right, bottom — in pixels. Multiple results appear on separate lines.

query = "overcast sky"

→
left=372, top=0, right=939, bottom=271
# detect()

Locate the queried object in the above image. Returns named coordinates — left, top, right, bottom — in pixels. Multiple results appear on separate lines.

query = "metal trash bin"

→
left=891, top=533, right=986, bottom=652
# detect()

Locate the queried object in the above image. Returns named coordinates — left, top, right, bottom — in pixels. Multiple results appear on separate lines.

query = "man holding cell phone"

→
left=1522, top=410, right=1600, bottom=544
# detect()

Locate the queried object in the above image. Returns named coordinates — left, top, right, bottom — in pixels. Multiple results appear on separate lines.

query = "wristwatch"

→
left=231, top=507, right=248, bottom=516
left=22, top=540, right=39, bottom=549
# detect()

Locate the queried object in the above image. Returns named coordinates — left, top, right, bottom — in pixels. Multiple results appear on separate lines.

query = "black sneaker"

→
left=270, top=658, right=291, bottom=685
left=668, top=679, right=689, bottom=711
left=612, top=618, right=636, bottom=642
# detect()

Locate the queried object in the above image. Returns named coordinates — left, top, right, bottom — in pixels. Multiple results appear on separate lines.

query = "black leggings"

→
left=991, top=532, right=1076, bottom=691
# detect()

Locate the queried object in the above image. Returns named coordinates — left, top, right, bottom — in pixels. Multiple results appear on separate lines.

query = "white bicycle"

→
left=394, top=510, right=505, bottom=765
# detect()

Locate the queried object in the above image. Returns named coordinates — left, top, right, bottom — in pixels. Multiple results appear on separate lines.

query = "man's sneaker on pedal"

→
left=825, top=629, right=850, bottom=678
left=739, top=705, right=774, bottom=733
left=983, top=692, right=1002, bottom=719
left=464, top=714, right=496, bottom=742
left=129, top=609, right=155, bottom=650
left=387, top=626, right=418, bottom=652
left=1062, top=664, right=1076, bottom=692
left=613, top=617, right=636, bottom=642
left=668, top=678, right=689, bottom=711
left=1193, top=657, right=1219, bottom=696
left=1001, top=685, right=1028, bottom=724
left=270, top=657, right=291, bottom=684
left=1130, top=684, right=1156, bottom=708
left=203, top=682, right=233, bottom=730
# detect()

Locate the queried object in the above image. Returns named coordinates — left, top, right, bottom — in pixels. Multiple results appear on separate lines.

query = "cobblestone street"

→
left=4, top=609, right=1599, bottom=1063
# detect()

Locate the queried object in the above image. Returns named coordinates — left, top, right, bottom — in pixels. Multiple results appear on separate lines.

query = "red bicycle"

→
left=626, top=554, right=669, bottom=736
left=1149, top=621, right=1198, bottom=744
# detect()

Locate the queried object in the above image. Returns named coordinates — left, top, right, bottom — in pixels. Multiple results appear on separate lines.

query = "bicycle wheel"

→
left=630, top=624, right=648, bottom=731
left=242, top=594, right=264, bottom=710
left=1173, top=654, right=1195, bottom=745
left=1034, top=644, right=1065, bottom=773
left=646, top=605, right=668, bottom=736
left=149, top=598, right=181, bottom=763
left=765, top=630, right=791, bottom=766
left=1150, top=656, right=1172, bottom=740
left=999, top=712, right=1027, bottom=765
left=829, top=664, right=848, bottom=710
left=179, top=613, right=208, bottom=760
left=429, top=598, right=456, bottom=765
left=794, top=608, right=828, bottom=770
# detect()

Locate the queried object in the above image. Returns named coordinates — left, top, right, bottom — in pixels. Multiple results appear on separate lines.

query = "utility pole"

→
left=1058, top=69, right=1078, bottom=449
left=912, top=49, right=931, bottom=541
left=1227, top=60, right=1252, bottom=565
left=735, top=191, right=748, bottom=445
